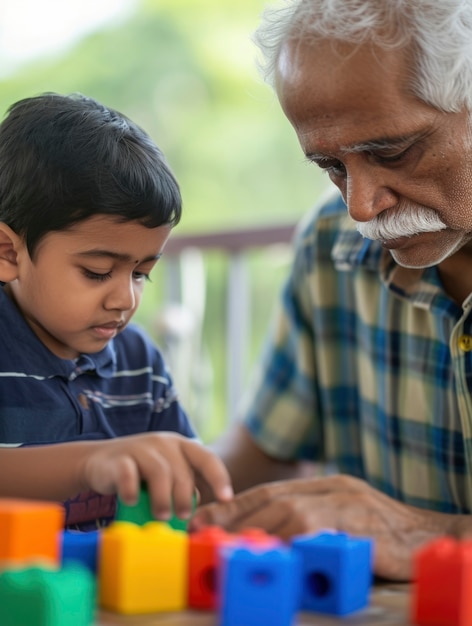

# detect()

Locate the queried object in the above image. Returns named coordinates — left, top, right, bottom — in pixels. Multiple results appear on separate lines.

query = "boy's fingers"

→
left=172, top=474, right=196, bottom=519
left=182, top=440, right=233, bottom=502
left=114, top=456, right=141, bottom=505
left=136, top=451, right=173, bottom=520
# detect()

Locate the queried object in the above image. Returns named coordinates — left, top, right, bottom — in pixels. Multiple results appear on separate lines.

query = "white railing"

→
left=157, top=223, right=296, bottom=429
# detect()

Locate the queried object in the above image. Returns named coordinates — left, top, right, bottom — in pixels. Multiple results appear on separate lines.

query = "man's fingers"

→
left=191, top=478, right=315, bottom=529
left=190, top=485, right=272, bottom=531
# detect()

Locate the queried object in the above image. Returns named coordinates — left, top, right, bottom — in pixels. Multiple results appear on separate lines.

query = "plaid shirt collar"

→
left=331, top=212, right=468, bottom=317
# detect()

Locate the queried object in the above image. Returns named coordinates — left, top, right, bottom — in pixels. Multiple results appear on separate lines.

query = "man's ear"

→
left=0, top=223, right=22, bottom=282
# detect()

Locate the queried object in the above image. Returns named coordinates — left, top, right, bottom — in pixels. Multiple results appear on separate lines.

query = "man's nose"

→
left=104, top=278, right=136, bottom=311
left=345, top=165, right=398, bottom=223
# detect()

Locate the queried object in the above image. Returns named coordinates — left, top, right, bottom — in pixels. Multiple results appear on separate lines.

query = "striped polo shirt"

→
left=243, top=190, right=472, bottom=514
left=0, top=286, right=195, bottom=526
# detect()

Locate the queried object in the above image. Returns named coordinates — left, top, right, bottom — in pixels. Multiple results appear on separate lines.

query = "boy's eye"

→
left=82, top=269, right=112, bottom=282
left=133, top=271, right=151, bottom=282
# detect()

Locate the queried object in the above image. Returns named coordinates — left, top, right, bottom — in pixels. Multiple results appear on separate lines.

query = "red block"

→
left=188, top=526, right=236, bottom=610
left=238, top=527, right=283, bottom=548
left=411, top=536, right=472, bottom=626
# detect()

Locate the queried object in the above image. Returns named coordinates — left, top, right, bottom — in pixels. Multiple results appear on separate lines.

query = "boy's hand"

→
left=80, top=432, right=233, bottom=520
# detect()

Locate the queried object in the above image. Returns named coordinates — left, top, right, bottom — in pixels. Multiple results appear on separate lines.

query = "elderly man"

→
left=191, top=0, right=472, bottom=580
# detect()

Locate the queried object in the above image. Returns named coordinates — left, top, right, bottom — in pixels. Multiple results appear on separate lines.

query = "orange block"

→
left=0, top=499, right=64, bottom=568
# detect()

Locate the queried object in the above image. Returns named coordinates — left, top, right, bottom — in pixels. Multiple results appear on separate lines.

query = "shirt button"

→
left=458, top=335, right=472, bottom=352
left=78, top=394, right=89, bottom=410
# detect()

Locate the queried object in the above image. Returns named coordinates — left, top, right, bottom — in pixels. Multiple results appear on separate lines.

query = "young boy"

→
left=0, top=92, right=232, bottom=528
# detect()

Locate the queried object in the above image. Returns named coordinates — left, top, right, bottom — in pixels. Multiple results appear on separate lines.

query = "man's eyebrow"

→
left=341, top=133, right=420, bottom=154
left=305, top=133, right=422, bottom=161
left=75, top=250, right=162, bottom=263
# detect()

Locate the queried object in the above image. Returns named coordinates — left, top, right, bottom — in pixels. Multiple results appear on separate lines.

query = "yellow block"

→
left=99, top=521, right=188, bottom=614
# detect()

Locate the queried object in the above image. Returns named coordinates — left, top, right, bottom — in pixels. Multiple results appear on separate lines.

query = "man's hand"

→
left=190, top=474, right=465, bottom=581
left=80, top=432, right=233, bottom=520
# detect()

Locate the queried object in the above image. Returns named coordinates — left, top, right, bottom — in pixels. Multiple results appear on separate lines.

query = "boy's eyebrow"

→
left=76, top=250, right=162, bottom=263
left=305, top=132, right=422, bottom=161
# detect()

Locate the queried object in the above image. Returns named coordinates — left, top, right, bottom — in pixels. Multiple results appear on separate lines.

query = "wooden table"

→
left=98, top=583, right=412, bottom=625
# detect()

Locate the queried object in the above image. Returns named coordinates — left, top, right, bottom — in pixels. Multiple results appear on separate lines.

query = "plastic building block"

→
left=291, top=531, right=373, bottom=615
left=188, top=525, right=236, bottom=610
left=115, top=482, right=196, bottom=531
left=219, top=544, right=301, bottom=626
left=0, top=499, right=64, bottom=568
left=411, top=536, right=472, bottom=626
left=99, top=520, right=188, bottom=614
left=0, top=564, right=95, bottom=626
left=61, top=529, right=100, bottom=574
left=238, top=527, right=283, bottom=548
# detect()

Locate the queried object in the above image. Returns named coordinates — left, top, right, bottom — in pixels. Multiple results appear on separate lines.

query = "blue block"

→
left=61, top=529, right=100, bottom=574
left=291, top=531, right=373, bottom=615
left=219, top=545, right=301, bottom=626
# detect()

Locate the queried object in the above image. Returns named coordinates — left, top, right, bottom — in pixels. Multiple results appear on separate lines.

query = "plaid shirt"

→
left=243, top=189, right=472, bottom=514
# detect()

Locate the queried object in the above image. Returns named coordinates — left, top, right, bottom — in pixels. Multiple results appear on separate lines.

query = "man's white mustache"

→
left=355, top=206, right=447, bottom=241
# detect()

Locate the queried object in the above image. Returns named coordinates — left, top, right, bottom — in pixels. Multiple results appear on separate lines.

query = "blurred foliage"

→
left=0, top=0, right=330, bottom=439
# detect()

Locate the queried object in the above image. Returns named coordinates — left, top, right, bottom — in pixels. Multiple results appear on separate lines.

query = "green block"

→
left=0, top=564, right=95, bottom=626
left=115, top=483, right=196, bottom=531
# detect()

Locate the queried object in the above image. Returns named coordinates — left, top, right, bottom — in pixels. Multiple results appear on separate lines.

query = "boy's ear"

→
left=0, top=222, right=22, bottom=282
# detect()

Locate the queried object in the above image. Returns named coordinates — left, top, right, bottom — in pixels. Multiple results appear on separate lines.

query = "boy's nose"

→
left=104, top=279, right=136, bottom=311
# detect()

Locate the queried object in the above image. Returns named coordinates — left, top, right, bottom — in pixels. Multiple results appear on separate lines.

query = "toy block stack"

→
left=0, top=499, right=95, bottom=626
left=0, top=489, right=376, bottom=625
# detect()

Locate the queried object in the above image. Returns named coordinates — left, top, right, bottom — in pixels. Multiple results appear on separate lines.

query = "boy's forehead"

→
left=75, top=248, right=162, bottom=264
left=37, top=215, right=171, bottom=260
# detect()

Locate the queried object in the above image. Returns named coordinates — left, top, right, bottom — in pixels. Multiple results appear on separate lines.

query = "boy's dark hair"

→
left=0, top=92, right=182, bottom=258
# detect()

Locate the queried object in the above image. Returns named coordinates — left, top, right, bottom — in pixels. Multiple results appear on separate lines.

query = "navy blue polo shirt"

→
left=0, top=286, right=196, bottom=526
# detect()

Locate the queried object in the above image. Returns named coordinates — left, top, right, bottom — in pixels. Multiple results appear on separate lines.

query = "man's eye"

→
left=315, top=159, right=346, bottom=177
left=374, top=147, right=411, bottom=164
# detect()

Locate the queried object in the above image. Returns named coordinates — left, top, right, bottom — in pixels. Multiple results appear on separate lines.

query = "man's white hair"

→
left=253, top=0, right=472, bottom=113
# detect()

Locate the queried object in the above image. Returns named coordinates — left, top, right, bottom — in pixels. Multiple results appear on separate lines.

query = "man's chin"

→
left=389, top=250, right=438, bottom=269
left=389, top=243, right=464, bottom=269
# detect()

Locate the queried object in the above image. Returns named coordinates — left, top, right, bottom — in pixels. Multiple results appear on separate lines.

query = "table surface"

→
left=98, top=583, right=412, bottom=626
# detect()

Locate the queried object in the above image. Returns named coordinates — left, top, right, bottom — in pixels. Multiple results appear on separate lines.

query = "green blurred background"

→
left=0, top=0, right=329, bottom=440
